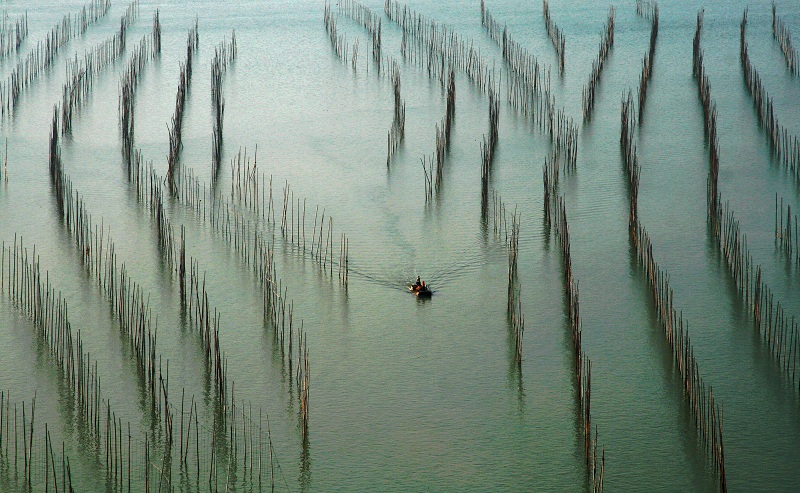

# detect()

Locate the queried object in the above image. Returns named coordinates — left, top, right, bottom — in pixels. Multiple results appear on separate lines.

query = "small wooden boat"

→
left=409, top=284, right=432, bottom=297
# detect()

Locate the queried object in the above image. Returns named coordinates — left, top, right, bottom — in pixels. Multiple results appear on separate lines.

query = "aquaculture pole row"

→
left=183, top=257, right=229, bottom=407
left=167, top=21, right=200, bottom=194
left=481, top=6, right=578, bottom=170
left=211, top=31, right=237, bottom=173
left=772, top=3, right=798, bottom=77
left=62, top=4, right=140, bottom=136
left=387, top=60, right=406, bottom=166
left=741, top=9, right=800, bottom=181
left=692, top=10, right=720, bottom=223
left=323, top=1, right=353, bottom=65
left=582, top=6, right=615, bottom=121
left=620, top=91, right=640, bottom=231
left=387, top=0, right=498, bottom=93
left=709, top=195, right=800, bottom=391
left=622, top=57, right=726, bottom=489
left=550, top=196, right=604, bottom=490
left=422, top=67, right=456, bottom=199
left=636, top=1, right=658, bottom=118
left=49, top=115, right=160, bottom=411
left=119, top=31, right=158, bottom=167
left=542, top=0, right=565, bottom=75
left=339, top=0, right=382, bottom=69
left=630, top=221, right=727, bottom=491
left=480, top=87, right=500, bottom=205
left=775, top=194, right=800, bottom=267
left=0, top=11, right=27, bottom=60
left=0, top=0, right=112, bottom=117
left=0, top=239, right=104, bottom=440
left=506, top=208, right=524, bottom=367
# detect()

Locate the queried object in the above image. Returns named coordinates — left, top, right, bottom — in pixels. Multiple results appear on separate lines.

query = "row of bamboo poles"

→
left=387, top=60, right=406, bottom=166
left=339, top=0, right=382, bottom=70
left=635, top=0, right=658, bottom=118
left=0, top=0, right=112, bottom=117
left=740, top=9, right=800, bottom=182
left=542, top=0, right=565, bottom=75
left=620, top=91, right=640, bottom=229
left=62, top=2, right=139, bottom=136
left=47, top=120, right=292, bottom=492
left=323, top=1, right=354, bottom=65
left=177, top=156, right=320, bottom=437
left=421, top=67, right=456, bottom=200
left=128, top=138, right=310, bottom=458
left=479, top=87, right=500, bottom=205
left=489, top=191, right=524, bottom=368
left=623, top=143, right=729, bottom=493
left=167, top=22, right=200, bottom=194
left=220, top=147, right=349, bottom=284
left=0, top=11, right=27, bottom=60
left=710, top=196, right=800, bottom=390
left=0, top=237, right=171, bottom=492
left=1, top=238, right=104, bottom=441
left=547, top=193, right=605, bottom=492
left=691, top=11, right=800, bottom=392
left=0, top=388, right=288, bottom=492
left=775, top=194, right=799, bottom=267
left=581, top=6, right=615, bottom=121
left=119, top=28, right=160, bottom=166
left=211, top=31, right=237, bottom=172
left=481, top=4, right=578, bottom=172
left=622, top=27, right=727, bottom=487
left=50, top=113, right=160, bottom=413
left=630, top=220, right=728, bottom=491
left=191, top=164, right=317, bottom=436
left=387, top=0, right=497, bottom=94
left=124, top=148, right=231, bottom=412
left=772, top=2, right=798, bottom=77
left=505, top=204, right=524, bottom=367
left=216, top=168, right=313, bottom=437
left=692, top=9, right=720, bottom=221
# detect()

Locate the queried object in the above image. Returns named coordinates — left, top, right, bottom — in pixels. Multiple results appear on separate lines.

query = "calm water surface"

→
left=1, top=0, right=800, bottom=491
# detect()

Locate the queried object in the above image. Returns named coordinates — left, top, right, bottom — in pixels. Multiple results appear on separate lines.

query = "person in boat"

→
left=414, top=276, right=421, bottom=289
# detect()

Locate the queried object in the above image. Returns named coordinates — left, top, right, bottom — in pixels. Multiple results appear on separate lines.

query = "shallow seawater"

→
left=1, top=0, right=800, bottom=491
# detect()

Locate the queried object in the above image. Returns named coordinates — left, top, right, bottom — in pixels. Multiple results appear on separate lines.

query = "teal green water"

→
left=1, top=0, right=800, bottom=491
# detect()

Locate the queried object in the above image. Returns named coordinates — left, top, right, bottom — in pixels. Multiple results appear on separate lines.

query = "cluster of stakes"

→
left=581, top=6, right=615, bottom=121
left=635, top=0, right=658, bottom=118
left=422, top=67, right=456, bottom=200
left=772, top=2, right=798, bottom=77
left=479, top=87, right=500, bottom=205
left=168, top=21, right=200, bottom=194
left=339, top=0, right=382, bottom=70
left=625, top=15, right=728, bottom=490
left=323, top=1, right=353, bottom=65
left=387, top=60, right=406, bottom=166
left=0, top=0, right=111, bottom=117
left=741, top=9, right=800, bottom=181
left=388, top=0, right=497, bottom=93
left=547, top=194, right=605, bottom=492
left=0, top=11, right=28, bottom=60
left=542, top=0, right=565, bottom=75
left=119, top=19, right=160, bottom=166
left=61, top=3, right=136, bottom=136
left=211, top=31, right=237, bottom=172
left=775, top=195, right=799, bottom=267
left=692, top=9, right=720, bottom=219
left=482, top=3, right=578, bottom=171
